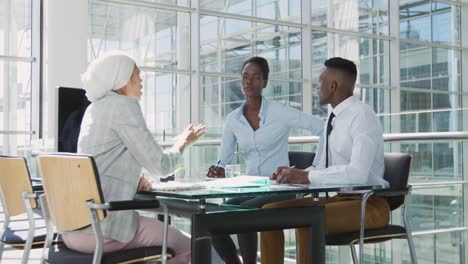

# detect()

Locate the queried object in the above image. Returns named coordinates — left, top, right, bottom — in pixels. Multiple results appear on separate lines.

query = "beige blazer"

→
left=77, top=92, right=180, bottom=243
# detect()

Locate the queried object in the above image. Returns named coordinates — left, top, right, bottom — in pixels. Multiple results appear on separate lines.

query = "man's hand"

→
left=137, top=177, right=152, bottom=192
left=207, top=166, right=225, bottom=178
left=271, top=166, right=309, bottom=184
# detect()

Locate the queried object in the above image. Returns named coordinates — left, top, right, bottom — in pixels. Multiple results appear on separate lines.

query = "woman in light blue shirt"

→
left=207, top=57, right=324, bottom=264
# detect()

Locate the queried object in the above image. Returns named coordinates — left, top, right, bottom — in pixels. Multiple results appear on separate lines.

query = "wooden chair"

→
left=37, top=154, right=174, bottom=264
left=0, top=155, right=47, bottom=264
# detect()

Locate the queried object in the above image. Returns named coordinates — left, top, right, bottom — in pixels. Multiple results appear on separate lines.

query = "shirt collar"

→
left=236, top=96, right=268, bottom=123
left=332, top=95, right=357, bottom=117
left=258, top=96, right=267, bottom=123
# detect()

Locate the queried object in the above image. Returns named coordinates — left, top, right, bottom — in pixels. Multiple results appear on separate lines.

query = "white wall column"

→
left=43, top=0, right=88, bottom=149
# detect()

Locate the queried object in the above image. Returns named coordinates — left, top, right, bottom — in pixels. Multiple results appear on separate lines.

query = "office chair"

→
left=0, top=155, right=47, bottom=264
left=326, top=153, right=417, bottom=264
left=288, top=151, right=316, bottom=169
left=37, top=154, right=174, bottom=264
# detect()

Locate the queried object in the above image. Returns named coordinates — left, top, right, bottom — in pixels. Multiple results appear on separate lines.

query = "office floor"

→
left=0, top=202, right=230, bottom=264
left=0, top=205, right=42, bottom=263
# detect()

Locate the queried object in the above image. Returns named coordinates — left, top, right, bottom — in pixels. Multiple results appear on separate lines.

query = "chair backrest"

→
left=288, top=152, right=316, bottom=170
left=0, top=156, right=36, bottom=216
left=383, top=153, right=412, bottom=210
left=37, top=154, right=105, bottom=232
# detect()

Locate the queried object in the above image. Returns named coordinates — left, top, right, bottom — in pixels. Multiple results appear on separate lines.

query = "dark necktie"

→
left=326, top=112, right=335, bottom=168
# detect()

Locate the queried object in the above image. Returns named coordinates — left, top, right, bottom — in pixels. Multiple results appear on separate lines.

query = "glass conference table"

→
left=138, top=181, right=379, bottom=264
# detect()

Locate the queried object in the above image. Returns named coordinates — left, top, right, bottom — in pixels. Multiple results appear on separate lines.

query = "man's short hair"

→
left=241, top=56, right=270, bottom=82
left=324, top=57, right=357, bottom=82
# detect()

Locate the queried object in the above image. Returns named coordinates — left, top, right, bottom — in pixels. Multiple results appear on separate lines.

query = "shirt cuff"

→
left=307, top=169, right=320, bottom=185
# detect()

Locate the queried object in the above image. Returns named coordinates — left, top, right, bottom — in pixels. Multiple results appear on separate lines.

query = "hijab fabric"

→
left=81, top=51, right=135, bottom=102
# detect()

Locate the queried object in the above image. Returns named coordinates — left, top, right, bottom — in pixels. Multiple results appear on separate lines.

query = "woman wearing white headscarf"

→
left=62, top=51, right=205, bottom=264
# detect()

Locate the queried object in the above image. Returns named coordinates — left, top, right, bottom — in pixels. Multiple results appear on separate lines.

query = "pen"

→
left=209, top=160, right=222, bottom=178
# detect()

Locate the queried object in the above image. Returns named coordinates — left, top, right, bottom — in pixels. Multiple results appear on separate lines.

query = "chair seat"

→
left=326, top=224, right=408, bottom=245
left=44, top=243, right=175, bottom=264
left=1, top=223, right=48, bottom=249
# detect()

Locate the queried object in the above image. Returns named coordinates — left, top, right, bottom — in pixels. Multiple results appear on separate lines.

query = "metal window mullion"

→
left=252, top=0, right=257, bottom=56
left=301, top=0, right=312, bottom=114
left=152, top=7, right=158, bottom=132
left=310, top=25, right=394, bottom=41
left=390, top=0, right=403, bottom=261
left=199, top=9, right=303, bottom=29
left=187, top=0, right=201, bottom=180
left=3, top=0, right=12, bottom=155
left=0, top=55, right=34, bottom=62
left=460, top=1, right=468, bottom=264
left=434, top=0, right=467, bottom=7
left=399, top=37, right=466, bottom=51
left=98, top=0, right=194, bottom=13
left=31, top=0, right=42, bottom=146
left=139, top=66, right=194, bottom=75
left=217, top=15, right=223, bottom=125
left=389, top=0, right=401, bottom=139
left=430, top=3, right=435, bottom=134
left=190, top=0, right=200, bottom=124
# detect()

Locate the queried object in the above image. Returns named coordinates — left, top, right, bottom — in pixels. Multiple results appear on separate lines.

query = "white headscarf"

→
left=81, top=51, right=136, bottom=102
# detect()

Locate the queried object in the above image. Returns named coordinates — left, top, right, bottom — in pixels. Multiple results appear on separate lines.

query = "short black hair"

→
left=324, top=57, right=357, bottom=82
left=241, top=56, right=270, bottom=81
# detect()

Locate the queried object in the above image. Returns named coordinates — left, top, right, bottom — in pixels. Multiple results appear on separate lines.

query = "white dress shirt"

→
left=307, top=96, right=389, bottom=188
left=219, top=97, right=324, bottom=176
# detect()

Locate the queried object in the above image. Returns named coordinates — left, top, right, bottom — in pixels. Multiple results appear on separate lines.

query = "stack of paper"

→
left=151, top=176, right=271, bottom=191
left=152, top=181, right=204, bottom=191
left=203, top=176, right=270, bottom=188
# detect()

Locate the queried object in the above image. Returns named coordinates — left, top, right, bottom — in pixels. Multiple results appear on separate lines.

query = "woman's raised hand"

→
left=174, top=124, right=207, bottom=152
left=183, top=124, right=207, bottom=144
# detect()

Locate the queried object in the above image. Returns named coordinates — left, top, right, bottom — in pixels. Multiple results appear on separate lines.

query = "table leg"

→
left=198, top=199, right=206, bottom=213
left=191, top=213, right=211, bottom=264
left=312, top=192, right=320, bottom=203
left=309, top=205, right=325, bottom=263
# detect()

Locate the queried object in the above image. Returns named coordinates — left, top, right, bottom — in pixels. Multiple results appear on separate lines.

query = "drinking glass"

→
left=225, top=164, right=241, bottom=178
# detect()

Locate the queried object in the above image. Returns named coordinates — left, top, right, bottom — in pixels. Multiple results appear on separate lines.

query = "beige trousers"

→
left=260, top=195, right=390, bottom=264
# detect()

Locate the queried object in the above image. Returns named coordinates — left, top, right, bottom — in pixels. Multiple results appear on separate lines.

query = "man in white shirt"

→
left=260, top=57, right=390, bottom=264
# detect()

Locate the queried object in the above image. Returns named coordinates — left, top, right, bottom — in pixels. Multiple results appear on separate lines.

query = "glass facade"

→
left=0, top=0, right=34, bottom=157
left=1, top=0, right=467, bottom=263
left=87, top=0, right=467, bottom=263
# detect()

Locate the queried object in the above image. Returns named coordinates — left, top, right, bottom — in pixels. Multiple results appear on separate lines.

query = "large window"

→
left=0, top=0, right=35, bottom=157
left=85, top=0, right=467, bottom=263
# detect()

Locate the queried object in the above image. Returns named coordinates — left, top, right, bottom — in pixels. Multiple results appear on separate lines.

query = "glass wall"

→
left=86, top=0, right=468, bottom=263
left=0, top=0, right=466, bottom=262
left=0, top=0, right=34, bottom=157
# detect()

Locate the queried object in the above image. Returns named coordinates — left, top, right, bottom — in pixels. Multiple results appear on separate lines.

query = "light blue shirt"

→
left=218, top=97, right=324, bottom=176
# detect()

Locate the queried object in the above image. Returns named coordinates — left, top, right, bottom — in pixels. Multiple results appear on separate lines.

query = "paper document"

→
left=203, top=176, right=270, bottom=188
left=152, top=181, right=204, bottom=191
